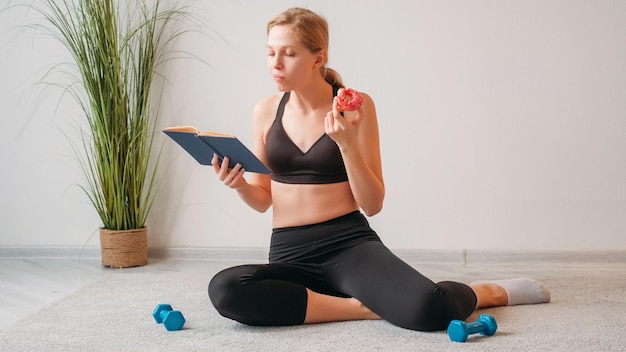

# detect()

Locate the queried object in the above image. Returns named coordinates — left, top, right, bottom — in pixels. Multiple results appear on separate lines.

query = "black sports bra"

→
left=265, top=86, right=348, bottom=184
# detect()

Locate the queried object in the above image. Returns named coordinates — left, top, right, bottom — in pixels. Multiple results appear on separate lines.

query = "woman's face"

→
left=267, top=25, right=322, bottom=92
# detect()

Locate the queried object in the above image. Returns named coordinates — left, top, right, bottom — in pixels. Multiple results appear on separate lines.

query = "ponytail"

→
left=323, top=67, right=344, bottom=88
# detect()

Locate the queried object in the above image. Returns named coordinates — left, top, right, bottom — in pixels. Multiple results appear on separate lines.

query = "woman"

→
left=208, top=7, right=549, bottom=331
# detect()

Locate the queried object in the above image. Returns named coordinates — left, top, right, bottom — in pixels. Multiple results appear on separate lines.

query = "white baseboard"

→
left=1, top=246, right=624, bottom=264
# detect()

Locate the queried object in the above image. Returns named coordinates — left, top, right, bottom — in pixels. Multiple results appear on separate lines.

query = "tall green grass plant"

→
left=24, top=0, right=192, bottom=230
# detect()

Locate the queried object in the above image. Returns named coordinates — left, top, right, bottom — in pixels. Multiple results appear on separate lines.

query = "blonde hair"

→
left=267, top=7, right=344, bottom=88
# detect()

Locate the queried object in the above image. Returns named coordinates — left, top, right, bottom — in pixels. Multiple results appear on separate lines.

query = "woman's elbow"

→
left=253, top=203, right=272, bottom=213
left=363, top=204, right=382, bottom=217
left=248, top=198, right=272, bottom=213
left=362, top=209, right=378, bottom=217
left=362, top=196, right=384, bottom=217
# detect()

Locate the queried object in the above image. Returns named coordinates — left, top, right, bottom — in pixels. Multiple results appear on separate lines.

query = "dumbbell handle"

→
left=465, top=321, right=488, bottom=334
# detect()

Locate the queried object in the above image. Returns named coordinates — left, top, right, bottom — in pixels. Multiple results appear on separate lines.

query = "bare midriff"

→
left=271, top=180, right=358, bottom=228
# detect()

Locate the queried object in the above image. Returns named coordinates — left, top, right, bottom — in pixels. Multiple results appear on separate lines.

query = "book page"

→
left=163, top=126, right=234, bottom=138
left=198, top=130, right=234, bottom=138
left=163, top=126, right=199, bottom=134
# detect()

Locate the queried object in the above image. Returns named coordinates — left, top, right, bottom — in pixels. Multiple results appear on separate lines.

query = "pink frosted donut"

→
left=336, top=88, right=364, bottom=112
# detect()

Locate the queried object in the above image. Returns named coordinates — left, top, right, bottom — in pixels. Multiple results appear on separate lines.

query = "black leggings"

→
left=208, top=211, right=477, bottom=331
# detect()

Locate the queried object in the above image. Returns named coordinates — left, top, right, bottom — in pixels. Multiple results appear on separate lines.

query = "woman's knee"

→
left=208, top=264, right=308, bottom=326
left=436, top=281, right=477, bottom=320
left=208, top=266, right=253, bottom=318
left=389, top=282, right=476, bottom=332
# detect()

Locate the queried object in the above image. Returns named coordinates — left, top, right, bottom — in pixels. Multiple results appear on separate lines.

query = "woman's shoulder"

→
left=253, top=93, right=284, bottom=114
left=252, top=92, right=284, bottom=126
left=358, top=90, right=375, bottom=107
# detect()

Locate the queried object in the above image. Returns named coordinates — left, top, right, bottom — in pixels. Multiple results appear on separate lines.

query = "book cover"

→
left=163, top=127, right=271, bottom=174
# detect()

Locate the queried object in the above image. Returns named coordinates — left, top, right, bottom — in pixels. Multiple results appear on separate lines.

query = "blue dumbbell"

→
left=152, top=304, right=185, bottom=331
left=447, top=314, right=497, bottom=342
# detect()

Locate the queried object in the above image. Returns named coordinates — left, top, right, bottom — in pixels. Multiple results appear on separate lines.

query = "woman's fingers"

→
left=212, top=154, right=245, bottom=188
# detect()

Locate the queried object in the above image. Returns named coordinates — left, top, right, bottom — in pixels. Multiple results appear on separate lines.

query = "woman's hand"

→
left=324, top=97, right=364, bottom=150
left=212, top=153, right=272, bottom=212
left=211, top=154, right=247, bottom=189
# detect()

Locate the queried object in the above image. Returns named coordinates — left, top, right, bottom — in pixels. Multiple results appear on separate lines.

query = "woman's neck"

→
left=289, top=77, right=333, bottom=113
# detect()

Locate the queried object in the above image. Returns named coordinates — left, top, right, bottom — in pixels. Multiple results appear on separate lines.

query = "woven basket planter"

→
left=100, top=227, right=148, bottom=268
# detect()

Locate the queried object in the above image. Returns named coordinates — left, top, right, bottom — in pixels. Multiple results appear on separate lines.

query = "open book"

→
left=163, top=126, right=271, bottom=174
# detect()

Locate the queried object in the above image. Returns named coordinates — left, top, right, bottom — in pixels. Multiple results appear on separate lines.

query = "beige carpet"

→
left=1, top=265, right=625, bottom=351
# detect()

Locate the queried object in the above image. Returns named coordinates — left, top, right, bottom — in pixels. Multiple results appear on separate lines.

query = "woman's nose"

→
left=271, top=55, right=282, bottom=69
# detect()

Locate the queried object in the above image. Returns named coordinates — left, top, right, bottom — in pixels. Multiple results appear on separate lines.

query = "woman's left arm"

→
left=325, top=93, right=385, bottom=216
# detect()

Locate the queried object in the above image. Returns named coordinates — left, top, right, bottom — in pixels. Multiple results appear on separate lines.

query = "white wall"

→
left=2, top=0, right=626, bottom=251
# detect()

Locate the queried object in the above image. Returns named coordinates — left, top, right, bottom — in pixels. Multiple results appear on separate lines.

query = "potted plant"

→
left=22, top=0, right=192, bottom=267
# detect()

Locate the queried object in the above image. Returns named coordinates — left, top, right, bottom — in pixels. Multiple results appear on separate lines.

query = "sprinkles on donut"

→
left=336, top=88, right=364, bottom=112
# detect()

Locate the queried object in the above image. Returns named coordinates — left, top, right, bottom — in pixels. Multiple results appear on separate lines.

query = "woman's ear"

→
left=314, top=50, right=327, bottom=68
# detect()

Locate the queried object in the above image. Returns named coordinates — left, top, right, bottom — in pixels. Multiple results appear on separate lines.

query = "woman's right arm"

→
left=211, top=97, right=275, bottom=213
